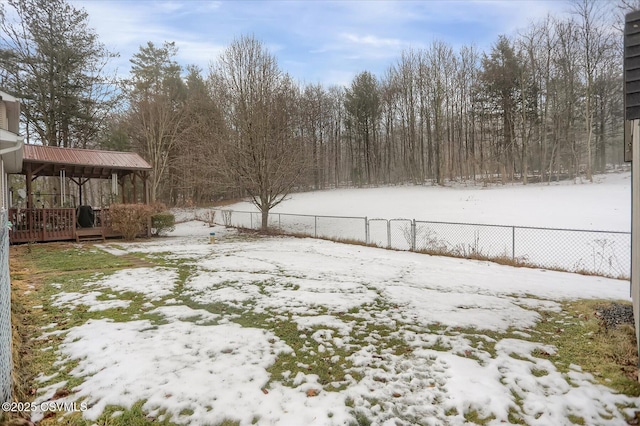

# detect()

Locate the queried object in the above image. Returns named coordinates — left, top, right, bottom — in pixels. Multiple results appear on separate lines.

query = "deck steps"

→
left=75, top=227, right=105, bottom=243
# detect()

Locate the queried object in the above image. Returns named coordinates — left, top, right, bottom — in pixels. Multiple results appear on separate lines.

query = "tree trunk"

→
left=261, top=208, right=268, bottom=230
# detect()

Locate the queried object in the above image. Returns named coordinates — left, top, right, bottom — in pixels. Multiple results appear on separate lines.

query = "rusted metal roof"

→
left=23, top=145, right=151, bottom=170
left=21, top=144, right=151, bottom=178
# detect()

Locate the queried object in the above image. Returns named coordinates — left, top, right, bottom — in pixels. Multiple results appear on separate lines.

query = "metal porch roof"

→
left=21, top=145, right=151, bottom=178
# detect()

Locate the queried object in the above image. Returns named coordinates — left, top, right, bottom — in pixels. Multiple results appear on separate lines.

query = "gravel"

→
left=595, top=303, right=635, bottom=330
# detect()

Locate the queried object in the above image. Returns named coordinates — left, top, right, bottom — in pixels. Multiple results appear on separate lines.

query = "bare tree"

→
left=345, top=71, right=381, bottom=186
left=573, top=0, right=617, bottom=181
left=300, top=84, right=332, bottom=190
left=211, top=35, right=307, bottom=229
left=428, top=41, right=456, bottom=184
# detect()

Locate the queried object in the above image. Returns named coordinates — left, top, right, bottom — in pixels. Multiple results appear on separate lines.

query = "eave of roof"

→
left=20, top=145, right=152, bottom=179
left=0, top=90, right=18, bottom=103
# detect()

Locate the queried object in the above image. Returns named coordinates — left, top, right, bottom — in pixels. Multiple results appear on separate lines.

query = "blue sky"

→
left=69, top=0, right=571, bottom=87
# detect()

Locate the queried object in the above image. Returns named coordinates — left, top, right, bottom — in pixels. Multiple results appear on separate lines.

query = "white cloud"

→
left=341, top=33, right=405, bottom=48
left=17, top=0, right=576, bottom=86
left=174, top=40, right=225, bottom=68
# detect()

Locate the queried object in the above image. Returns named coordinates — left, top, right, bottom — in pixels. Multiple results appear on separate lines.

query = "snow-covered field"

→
left=32, top=221, right=638, bottom=425
left=221, top=171, right=631, bottom=231
left=175, top=171, right=632, bottom=278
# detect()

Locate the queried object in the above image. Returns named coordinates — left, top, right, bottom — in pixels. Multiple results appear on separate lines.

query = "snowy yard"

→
left=220, top=171, right=631, bottom=231
left=25, top=220, right=638, bottom=426
left=180, top=171, right=632, bottom=278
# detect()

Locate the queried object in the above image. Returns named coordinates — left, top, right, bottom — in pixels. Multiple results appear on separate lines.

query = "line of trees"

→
left=0, top=0, right=634, bottom=219
left=0, top=0, right=119, bottom=148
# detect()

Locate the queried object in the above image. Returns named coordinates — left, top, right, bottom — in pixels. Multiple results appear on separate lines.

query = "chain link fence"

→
left=214, top=209, right=631, bottom=279
left=0, top=210, right=12, bottom=404
left=413, top=221, right=514, bottom=259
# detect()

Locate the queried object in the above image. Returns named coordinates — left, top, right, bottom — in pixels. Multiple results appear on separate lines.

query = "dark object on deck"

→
left=77, top=205, right=95, bottom=228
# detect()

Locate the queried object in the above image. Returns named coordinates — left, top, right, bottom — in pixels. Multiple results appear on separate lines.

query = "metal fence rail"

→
left=214, top=209, right=631, bottom=279
left=0, top=210, right=12, bottom=403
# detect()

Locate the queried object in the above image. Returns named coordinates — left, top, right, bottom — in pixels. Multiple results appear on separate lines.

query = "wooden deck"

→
left=8, top=208, right=119, bottom=244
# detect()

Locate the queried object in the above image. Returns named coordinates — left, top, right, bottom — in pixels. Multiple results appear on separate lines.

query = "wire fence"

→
left=0, top=210, right=12, bottom=404
left=213, top=209, right=631, bottom=279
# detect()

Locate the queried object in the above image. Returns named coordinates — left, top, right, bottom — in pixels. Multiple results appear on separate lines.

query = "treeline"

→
left=0, top=0, right=632, bottom=206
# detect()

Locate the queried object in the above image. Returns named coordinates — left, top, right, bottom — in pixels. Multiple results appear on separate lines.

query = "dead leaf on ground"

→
left=51, top=388, right=70, bottom=400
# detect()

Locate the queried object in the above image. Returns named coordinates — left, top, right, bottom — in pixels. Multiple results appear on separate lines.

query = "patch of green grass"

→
left=176, top=264, right=196, bottom=287
left=532, top=300, right=640, bottom=396
left=21, top=244, right=134, bottom=273
left=568, top=414, right=586, bottom=425
left=464, top=410, right=496, bottom=425
left=350, top=411, right=372, bottom=426
left=430, top=337, right=452, bottom=352
left=509, top=352, right=530, bottom=362
left=90, top=401, right=176, bottom=426
left=181, top=296, right=252, bottom=322
left=444, top=407, right=459, bottom=416
left=41, top=282, right=164, bottom=326
left=179, top=408, right=194, bottom=416
left=264, top=319, right=355, bottom=390
left=502, top=387, right=528, bottom=424
left=127, top=251, right=174, bottom=265
left=507, top=406, right=526, bottom=424
left=216, top=420, right=240, bottom=426
left=29, top=400, right=178, bottom=426
left=531, top=367, right=548, bottom=377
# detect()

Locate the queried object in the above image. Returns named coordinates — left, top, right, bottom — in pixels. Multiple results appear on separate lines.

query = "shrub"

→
left=151, top=212, right=176, bottom=236
left=150, top=202, right=168, bottom=214
left=109, top=203, right=153, bottom=241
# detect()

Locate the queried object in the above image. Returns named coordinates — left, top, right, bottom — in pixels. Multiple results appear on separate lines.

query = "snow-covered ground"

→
left=32, top=221, right=638, bottom=425
left=176, top=171, right=632, bottom=278
left=223, top=171, right=631, bottom=231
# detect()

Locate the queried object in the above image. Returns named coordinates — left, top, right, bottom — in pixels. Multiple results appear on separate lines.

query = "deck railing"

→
left=9, top=208, right=76, bottom=243
left=94, top=208, right=112, bottom=229
left=8, top=208, right=116, bottom=243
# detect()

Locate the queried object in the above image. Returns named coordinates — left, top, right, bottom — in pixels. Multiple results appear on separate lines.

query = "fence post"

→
left=314, top=215, right=317, bottom=238
left=0, top=211, right=12, bottom=404
left=365, top=217, right=369, bottom=244
left=387, top=220, right=391, bottom=248
left=411, top=219, right=416, bottom=251
left=512, top=226, right=515, bottom=260
left=279, top=214, right=281, bottom=229
left=250, top=213, right=253, bottom=229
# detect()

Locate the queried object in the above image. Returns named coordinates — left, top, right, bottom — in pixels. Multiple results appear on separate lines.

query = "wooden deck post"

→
left=120, top=178, right=126, bottom=204
left=26, top=165, right=33, bottom=209
left=143, top=172, right=149, bottom=204
left=132, top=173, right=138, bottom=204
